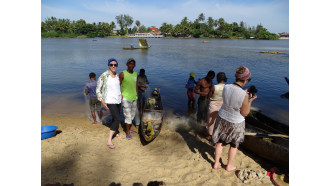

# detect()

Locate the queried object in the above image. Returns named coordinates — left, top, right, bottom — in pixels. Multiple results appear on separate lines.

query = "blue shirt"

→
left=186, top=79, right=196, bottom=93
left=85, top=80, right=97, bottom=98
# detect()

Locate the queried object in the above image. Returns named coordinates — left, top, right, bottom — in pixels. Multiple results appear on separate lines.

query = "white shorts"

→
left=122, top=98, right=137, bottom=124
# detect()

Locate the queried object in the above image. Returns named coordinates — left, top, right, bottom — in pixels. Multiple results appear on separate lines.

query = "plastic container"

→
left=41, top=126, right=58, bottom=140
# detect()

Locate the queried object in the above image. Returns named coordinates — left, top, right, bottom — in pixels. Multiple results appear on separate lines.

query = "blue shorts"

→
left=138, top=90, right=146, bottom=104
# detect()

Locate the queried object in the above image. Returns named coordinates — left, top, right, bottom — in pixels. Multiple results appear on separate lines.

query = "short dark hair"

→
left=206, top=70, right=215, bottom=78
left=139, top=69, right=145, bottom=74
left=89, top=72, right=96, bottom=79
left=217, top=72, right=227, bottom=83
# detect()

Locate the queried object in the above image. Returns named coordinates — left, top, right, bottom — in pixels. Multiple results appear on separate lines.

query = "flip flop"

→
left=130, top=131, right=137, bottom=134
left=107, top=143, right=115, bottom=149
left=126, top=135, right=132, bottom=140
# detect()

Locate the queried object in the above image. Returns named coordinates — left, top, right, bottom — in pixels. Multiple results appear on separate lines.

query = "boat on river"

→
left=139, top=88, right=163, bottom=144
left=259, top=51, right=285, bottom=54
left=242, top=109, right=289, bottom=168
left=122, top=39, right=151, bottom=50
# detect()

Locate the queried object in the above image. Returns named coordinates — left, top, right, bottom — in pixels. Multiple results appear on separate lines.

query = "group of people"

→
left=86, top=62, right=257, bottom=171
left=185, top=66, right=257, bottom=171
left=84, top=58, right=149, bottom=149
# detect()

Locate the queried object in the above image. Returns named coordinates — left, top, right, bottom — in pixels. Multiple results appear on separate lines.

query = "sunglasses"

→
left=109, top=63, right=118, bottom=67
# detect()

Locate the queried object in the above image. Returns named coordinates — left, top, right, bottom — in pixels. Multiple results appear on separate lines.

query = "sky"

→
left=41, top=0, right=289, bottom=33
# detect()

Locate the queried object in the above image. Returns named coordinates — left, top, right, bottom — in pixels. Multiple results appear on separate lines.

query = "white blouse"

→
left=104, top=75, right=121, bottom=104
left=210, top=83, right=225, bottom=101
left=218, top=84, right=246, bottom=123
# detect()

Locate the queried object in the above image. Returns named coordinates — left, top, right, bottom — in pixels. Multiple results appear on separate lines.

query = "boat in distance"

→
left=122, top=39, right=151, bottom=50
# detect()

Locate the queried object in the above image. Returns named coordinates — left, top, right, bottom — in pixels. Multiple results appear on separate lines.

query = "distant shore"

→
left=41, top=34, right=283, bottom=40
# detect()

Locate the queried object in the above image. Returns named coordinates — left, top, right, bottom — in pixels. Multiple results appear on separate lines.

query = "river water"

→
left=41, top=38, right=289, bottom=125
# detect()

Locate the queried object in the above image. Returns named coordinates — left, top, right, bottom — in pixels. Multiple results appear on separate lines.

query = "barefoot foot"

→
left=225, top=165, right=236, bottom=172
left=213, top=162, right=221, bottom=169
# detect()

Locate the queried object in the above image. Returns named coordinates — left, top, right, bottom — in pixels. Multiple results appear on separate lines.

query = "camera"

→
left=248, top=85, right=258, bottom=98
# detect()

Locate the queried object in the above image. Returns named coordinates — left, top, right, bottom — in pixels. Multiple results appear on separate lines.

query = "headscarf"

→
left=108, top=58, right=118, bottom=66
left=235, top=66, right=251, bottom=81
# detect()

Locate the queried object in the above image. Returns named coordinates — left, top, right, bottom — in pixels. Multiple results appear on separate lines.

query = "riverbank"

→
left=41, top=114, right=289, bottom=186
left=41, top=33, right=280, bottom=40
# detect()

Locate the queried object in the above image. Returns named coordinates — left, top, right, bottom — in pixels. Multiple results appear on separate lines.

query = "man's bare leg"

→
left=91, top=111, right=97, bottom=124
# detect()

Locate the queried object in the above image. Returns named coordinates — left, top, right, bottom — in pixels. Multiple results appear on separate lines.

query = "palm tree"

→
left=135, top=20, right=141, bottom=31
left=198, top=13, right=205, bottom=23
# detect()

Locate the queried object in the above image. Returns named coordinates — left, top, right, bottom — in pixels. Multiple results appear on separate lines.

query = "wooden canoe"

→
left=122, top=46, right=151, bottom=50
left=139, top=88, right=163, bottom=144
left=242, top=110, right=289, bottom=168
left=259, top=51, right=285, bottom=54
left=122, top=39, right=151, bottom=50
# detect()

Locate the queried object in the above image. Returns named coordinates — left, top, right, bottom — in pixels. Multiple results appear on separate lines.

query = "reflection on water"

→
left=42, top=38, right=289, bottom=125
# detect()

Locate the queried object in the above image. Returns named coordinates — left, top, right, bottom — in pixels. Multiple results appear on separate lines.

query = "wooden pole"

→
left=245, top=132, right=289, bottom=139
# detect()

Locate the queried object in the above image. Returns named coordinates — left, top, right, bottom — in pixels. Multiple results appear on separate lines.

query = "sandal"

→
left=126, top=135, right=132, bottom=140
left=107, top=143, right=115, bottom=149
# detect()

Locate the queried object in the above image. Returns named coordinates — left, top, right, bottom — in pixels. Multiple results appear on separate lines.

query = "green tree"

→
left=139, top=25, right=147, bottom=33
left=191, top=20, right=202, bottom=38
left=96, top=22, right=113, bottom=37
left=115, top=14, right=133, bottom=35
left=80, top=24, right=96, bottom=37
left=207, top=17, right=214, bottom=28
left=253, top=24, right=279, bottom=39
left=68, top=20, right=79, bottom=34
left=131, top=26, right=138, bottom=33
left=41, top=21, right=46, bottom=32
left=159, top=22, right=173, bottom=36
left=76, top=19, right=87, bottom=35
left=198, top=13, right=205, bottom=23
left=135, top=20, right=141, bottom=32
left=173, top=24, right=182, bottom=36
left=179, top=17, right=191, bottom=36
left=44, top=16, right=58, bottom=32
left=56, top=18, right=71, bottom=33
left=41, top=15, right=279, bottom=39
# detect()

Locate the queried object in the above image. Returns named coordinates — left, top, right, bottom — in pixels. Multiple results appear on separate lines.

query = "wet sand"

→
left=41, top=113, right=289, bottom=186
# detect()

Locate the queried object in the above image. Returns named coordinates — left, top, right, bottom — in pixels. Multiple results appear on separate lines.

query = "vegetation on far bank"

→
left=41, top=13, right=280, bottom=40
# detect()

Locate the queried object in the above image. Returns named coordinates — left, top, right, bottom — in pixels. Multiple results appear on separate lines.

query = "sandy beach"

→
left=41, top=113, right=289, bottom=186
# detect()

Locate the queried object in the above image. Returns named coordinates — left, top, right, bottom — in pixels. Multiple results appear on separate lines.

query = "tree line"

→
left=41, top=13, right=279, bottom=40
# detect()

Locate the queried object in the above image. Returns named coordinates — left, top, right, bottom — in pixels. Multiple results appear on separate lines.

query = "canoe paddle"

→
left=245, top=132, right=289, bottom=139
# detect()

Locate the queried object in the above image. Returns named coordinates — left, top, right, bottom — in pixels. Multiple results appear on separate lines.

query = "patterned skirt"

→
left=211, top=115, right=245, bottom=148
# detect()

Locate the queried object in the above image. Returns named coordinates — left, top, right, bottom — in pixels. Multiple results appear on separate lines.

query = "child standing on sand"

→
left=85, top=72, right=102, bottom=124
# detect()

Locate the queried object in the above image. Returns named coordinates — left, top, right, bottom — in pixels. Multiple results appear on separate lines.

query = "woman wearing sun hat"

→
left=211, top=66, right=257, bottom=171
left=96, top=58, right=122, bottom=149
